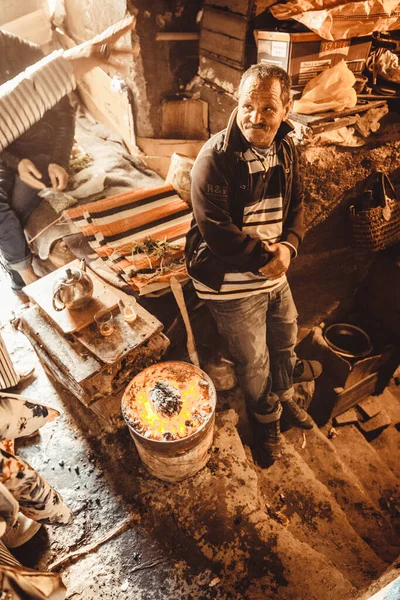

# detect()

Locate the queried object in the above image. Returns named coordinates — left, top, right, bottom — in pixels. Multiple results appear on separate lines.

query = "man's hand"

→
left=259, top=243, right=291, bottom=280
left=48, top=163, right=69, bottom=190
left=17, top=158, right=46, bottom=190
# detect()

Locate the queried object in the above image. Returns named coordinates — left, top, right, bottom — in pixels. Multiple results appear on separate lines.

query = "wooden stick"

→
left=170, top=276, right=200, bottom=368
left=156, top=32, right=200, bottom=41
left=49, top=517, right=138, bottom=571
left=311, top=115, right=360, bottom=134
left=310, top=100, right=387, bottom=125
left=27, top=215, right=63, bottom=245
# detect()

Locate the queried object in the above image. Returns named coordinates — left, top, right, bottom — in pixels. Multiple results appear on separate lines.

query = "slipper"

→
left=293, top=359, right=322, bottom=383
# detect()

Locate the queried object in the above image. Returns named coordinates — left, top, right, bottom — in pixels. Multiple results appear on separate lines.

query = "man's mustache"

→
left=245, top=123, right=267, bottom=129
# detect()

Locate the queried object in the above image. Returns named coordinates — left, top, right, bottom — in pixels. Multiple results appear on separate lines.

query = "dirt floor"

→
left=1, top=270, right=399, bottom=600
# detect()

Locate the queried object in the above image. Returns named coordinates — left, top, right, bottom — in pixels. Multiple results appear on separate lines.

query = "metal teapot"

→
left=52, top=259, right=94, bottom=311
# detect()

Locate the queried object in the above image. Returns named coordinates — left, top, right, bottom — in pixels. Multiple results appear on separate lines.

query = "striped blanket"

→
left=64, top=184, right=192, bottom=295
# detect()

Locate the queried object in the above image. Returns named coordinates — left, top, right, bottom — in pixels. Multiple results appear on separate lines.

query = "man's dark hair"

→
left=238, top=63, right=291, bottom=106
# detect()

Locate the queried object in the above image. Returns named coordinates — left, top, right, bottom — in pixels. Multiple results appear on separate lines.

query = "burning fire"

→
left=126, top=374, right=213, bottom=441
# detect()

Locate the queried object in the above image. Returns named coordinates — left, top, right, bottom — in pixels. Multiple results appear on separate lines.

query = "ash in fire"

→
left=149, top=380, right=183, bottom=418
left=125, top=367, right=213, bottom=442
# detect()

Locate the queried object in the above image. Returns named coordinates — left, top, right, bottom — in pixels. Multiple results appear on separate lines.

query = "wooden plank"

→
left=55, top=27, right=135, bottom=151
left=19, top=306, right=101, bottom=385
left=332, top=372, right=379, bottom=418
left=24, top=260, right=120, bottom=334
left=199, top=55, right=243, bottom=95
left=78, top=68, right=136, bottom=152
left=156, top=32, right=200, bottom=41
left=2, top=9, right=52, bottom=46
left=205, top=0, right=252, bottom=16
left=311, top=116, right=360, bottom=134
left=136, top=138, right=205, bottom=159
left=344, top=350, right=392, bottom=390
left=74, top=304, right=163, bottom=365
left=311, top=101, right=387, bottom=125
left=87, top=332, right=170, bottom=420
left=161, top=99, right=209, bottom=140
left=202, top=7, right=247, bottom=40
left=200, top=29, right=245, bottom=66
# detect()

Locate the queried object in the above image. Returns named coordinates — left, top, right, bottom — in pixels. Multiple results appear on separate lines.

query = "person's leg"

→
left=267, top=281, right=313, bottom=429
left=207, top=293, right=280, bottom=419
left=0, top=166, right=36, bottom=286
left=8, top=154, right=52, bottom=287
left=207, top=293, right=284, bottom=462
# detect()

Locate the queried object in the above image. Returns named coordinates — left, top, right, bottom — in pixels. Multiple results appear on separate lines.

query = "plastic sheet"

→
left=271, top=0, right=400, bottom=41
left=293, top=60, right=357, bottom=114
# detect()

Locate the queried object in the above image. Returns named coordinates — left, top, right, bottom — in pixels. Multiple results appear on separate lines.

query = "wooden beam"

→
left=156, top=32, right=200, bottom=41
left=2, top=9, right=52, bottom=46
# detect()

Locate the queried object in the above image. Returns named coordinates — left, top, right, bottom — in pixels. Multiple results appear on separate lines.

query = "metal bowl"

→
left=323, top=323, right=372, bottom=360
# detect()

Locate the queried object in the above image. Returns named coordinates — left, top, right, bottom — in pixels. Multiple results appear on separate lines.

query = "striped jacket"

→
left=0, top=33, right=76, bottom=164
left=185, top=108, right=304, bottom=292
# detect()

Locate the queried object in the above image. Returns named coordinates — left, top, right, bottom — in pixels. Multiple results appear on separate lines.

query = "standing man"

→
left=0, top=30, right=75, bottom=291
left=186, top=63, right=320, bottom=464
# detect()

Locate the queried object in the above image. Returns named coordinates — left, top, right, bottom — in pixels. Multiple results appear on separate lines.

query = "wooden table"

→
left=19, top=268, right=170, bottom=422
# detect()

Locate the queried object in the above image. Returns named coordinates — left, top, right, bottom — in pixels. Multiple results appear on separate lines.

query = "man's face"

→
left=237, top=76, right=291, bottom=148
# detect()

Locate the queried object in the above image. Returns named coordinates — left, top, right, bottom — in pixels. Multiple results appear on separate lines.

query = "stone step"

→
left=137, top=410, right=355, bottom=600
left=329, top=424, right=400, bottom=535
left=285, top=426, right=400, bottom=564
left=369, top=387, right=400, bottom=480
left=254, top=440, right=386, bottom=589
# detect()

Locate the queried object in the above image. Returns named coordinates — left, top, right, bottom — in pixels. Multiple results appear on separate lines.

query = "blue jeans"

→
left=206, top=281, right=298, bottom=423
left=0, top=155, right=50, bottom=281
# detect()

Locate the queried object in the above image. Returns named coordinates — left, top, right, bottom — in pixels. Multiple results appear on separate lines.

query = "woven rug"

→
left=64, top=184, right=192, bottom=295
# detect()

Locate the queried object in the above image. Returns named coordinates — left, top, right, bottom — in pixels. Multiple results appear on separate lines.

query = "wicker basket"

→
left=350, top=171, right=400, bottom=251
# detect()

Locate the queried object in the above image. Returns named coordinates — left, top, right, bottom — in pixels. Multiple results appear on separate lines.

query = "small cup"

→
left=118, top=298, right=137, bottom=323
left=94, top=309, right=114, bottom=337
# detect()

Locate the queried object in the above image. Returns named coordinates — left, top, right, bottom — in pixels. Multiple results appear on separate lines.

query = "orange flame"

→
left=131, top=377, right=211, bottom=440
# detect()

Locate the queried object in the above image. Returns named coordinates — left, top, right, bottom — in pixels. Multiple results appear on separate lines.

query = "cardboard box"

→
left=256, top=30, right=371, bottom=88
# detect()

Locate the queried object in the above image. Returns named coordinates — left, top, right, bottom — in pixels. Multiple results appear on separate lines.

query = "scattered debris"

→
left=355, top=105, right=389, bottom=138
left=328, top=427, right=339, bottom=439
left=120, top=580, right=129, bottom=592
left=209, top=577, right=220, bottom=587
left=301, top=432, right=307, bottom=449
left=49, top=517, right=140, bottom=571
